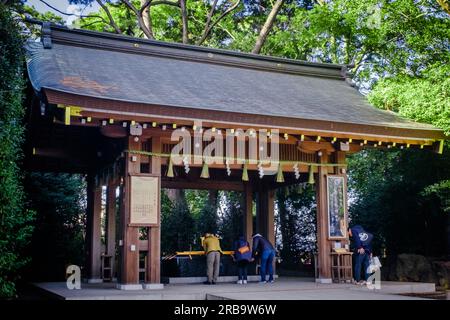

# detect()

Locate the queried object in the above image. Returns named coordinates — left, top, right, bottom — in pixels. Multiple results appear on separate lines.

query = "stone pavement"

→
left=34, top=277, right=436, bottom=300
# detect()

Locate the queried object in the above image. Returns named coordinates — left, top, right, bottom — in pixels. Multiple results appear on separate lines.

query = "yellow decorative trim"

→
left=438, top=140, right=444, bottom=154
left=64, top=106, right=71, bottom=125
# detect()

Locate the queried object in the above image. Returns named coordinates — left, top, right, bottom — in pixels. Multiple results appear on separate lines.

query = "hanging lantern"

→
left=276, top=162, right=284, bottom=183
left=167, top=156, right=174, bottom=178
left=200, top=160, right=209, bottom=179
left=308, top=165, right=315, bottom=184
left=242, top=162, right=249, bottom=181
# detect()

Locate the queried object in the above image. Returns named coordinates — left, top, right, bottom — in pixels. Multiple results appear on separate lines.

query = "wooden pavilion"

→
left=24, top=23, right=445, bottom=288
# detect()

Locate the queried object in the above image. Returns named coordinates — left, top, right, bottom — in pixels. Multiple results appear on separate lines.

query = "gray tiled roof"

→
left=26, top=25, right=441, bottom=134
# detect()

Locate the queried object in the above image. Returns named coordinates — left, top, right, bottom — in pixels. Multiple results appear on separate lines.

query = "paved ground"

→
left=34, top=277, right=436, bottom=300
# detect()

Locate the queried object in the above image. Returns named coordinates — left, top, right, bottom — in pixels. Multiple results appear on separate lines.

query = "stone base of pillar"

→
left=315, top=278, right=333, bottom=284
left=116, top=283, right=143, bottom=290
left=142, top=283, right=164, bottom=290
left=87, top=278, right=103, bottom=284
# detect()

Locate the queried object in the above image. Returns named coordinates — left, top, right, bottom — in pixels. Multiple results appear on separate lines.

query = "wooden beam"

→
left=297, top=140, right=335, bottom=153
left=267, top=189, right=275, bottom=247
left=244, top=184, right=253, bottom=245
left=48, top=91, right=445, bottom=141
left=58, top=113, right=439, bottom=151
left=335, top=151, right=350, bottom=249
left=148, top=136, right=162, bottom=284
left=255, top=187, right=276, bottom=276
left=106, top=182, right=117, bottom=279
left=161, top=179, right=245, bottom=191
left=315, top=149, right=332, bottom=282
left=86, top=174, right=102, bottom=281
left=120, top=136, right=140, bottom=285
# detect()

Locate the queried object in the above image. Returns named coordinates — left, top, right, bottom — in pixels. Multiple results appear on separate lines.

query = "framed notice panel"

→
left=129, top=174, right=160, bottom=226
left=327, top=175, right=347, bottom=239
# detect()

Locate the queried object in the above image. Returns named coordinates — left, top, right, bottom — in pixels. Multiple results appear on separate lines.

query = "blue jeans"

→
left=354, top=252, right=370, bottom=282
left=260, top=249, right=275, bottom=282
left=237, top=260, right=249, bottom=280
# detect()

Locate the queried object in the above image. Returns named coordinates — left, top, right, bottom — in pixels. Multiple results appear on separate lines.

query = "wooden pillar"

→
left=315, top=150, right=332, bottom=283
left=118, top=137, right=140, bottom=287
left=244, top=183, right=253, bottom=245
left=256, top=186, right=266, bottom=237
left=147, top=136, right=161, bottom=284
left=106, top=182, right=117, bottom=278
left=267, top=189, right=275, bottom=247
left=86, top=174, right=102, bottom=282
left=256, top=187, right=275, bottom=245
left=335, top=151, right=349, bottom=248
left=256, top=186, right=276, bottom=274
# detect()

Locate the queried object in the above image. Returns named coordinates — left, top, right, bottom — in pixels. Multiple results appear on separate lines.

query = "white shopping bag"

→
left=368, top=256, right=382, bottom=273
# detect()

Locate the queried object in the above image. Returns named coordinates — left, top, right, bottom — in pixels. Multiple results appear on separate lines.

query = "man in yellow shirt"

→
left=202, top=233, right=222, bottom=285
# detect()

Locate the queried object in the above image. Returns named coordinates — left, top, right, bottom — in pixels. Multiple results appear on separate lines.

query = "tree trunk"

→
left=140, top=0, right=153, bottom=39
left=251, top=0, right=285, bottom=54
left=179, top=0, right=189, bottom=44
left=208, top=190, right=218, bottom=208
left=166, top=189, right=186, bottom=205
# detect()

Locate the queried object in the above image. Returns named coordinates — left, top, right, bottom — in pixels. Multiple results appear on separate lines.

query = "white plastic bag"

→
left=368, top=256, right=382, bottom=273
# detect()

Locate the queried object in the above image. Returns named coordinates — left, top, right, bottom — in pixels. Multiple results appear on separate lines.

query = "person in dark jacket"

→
left=233, top=235, right=253, bottom=284
left=349, top=225, right=373, bottom=284
left=252, top=233, right=275, bottom=283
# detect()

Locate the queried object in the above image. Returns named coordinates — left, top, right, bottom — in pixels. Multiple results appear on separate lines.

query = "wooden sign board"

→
left=129, top=174, right=160, bottom=226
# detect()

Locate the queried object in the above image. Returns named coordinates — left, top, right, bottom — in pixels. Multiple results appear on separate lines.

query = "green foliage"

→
left=0, top=4, right=34, bottom=298
left=160, top=190, right=245, bottom=253
left=421, top=179, right=450, bottom=213
left=22, top=173, right=86, bottom=281
left=365, top=61, right=449, bottom=257
left=276, top=185, right=316, bottom=267
left=161, top=194, right=196, bottom=253
left=217, top=191, right=243, bottom=250
left=22, top=5, right=65, bottom=24
left=196, top=202, right=218, bottom=237
left=369, top=63, right=450, bottom=135
left=348, top=148, right=450, bottom=257
left=79, top=1, right=139, bottom=36
left=261, top=0, right=450, bottom=85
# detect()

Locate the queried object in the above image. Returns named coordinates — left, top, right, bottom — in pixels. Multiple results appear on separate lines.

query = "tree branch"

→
left=197, top=0, right=218, bottom=45
left=122, top=0, right=154, bottom=39
left=196, top=0, right=241, bottom=46
left=150, top=0, right=180, bottom=8
left=96, top=0, right=122, bottom=34
left=138, top=0, right=180, bottom=13
left=38, top=0, right=104, bottom=20
left=80, top=19, right=105, bottom=29
left=252, top=0, right=285, bottom=54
